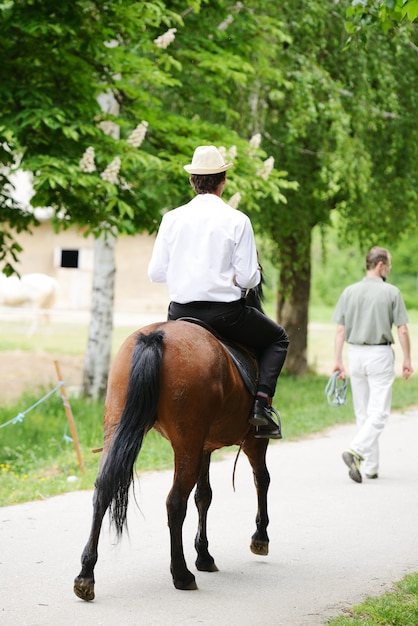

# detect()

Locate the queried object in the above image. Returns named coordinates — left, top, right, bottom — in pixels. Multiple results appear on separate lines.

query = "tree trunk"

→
left=276, top=236, right=312, bottom=376
left=81, top=88, right=120, bottom=400
left=82, top=232, right=116, bottom=399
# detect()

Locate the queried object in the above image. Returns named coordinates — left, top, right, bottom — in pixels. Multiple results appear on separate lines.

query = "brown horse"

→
left=74, top=310, right=272, bottom=599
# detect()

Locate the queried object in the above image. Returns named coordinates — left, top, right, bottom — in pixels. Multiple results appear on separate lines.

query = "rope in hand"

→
left=325, top=371, right=348, bottom=407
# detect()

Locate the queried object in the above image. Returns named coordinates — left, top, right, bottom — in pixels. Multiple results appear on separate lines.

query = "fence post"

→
left=54, top=360, right=85, bottom=474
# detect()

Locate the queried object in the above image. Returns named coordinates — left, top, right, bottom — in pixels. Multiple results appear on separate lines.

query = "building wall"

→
left=11, top=222, right=169, bottom=315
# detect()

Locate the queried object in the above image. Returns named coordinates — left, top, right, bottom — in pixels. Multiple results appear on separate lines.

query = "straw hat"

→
left=184, top=145, right=233, bottom=175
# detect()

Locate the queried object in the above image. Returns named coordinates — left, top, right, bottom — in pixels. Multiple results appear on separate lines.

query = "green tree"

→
left=2, top=0, right=417, bottom=385
left=345, top=0, right=418, bottom=41
left=0, top=0, right=292, bottom=396
left=260, top=2, right=418, bottom=372
left=1, top=0, right=290, bottom=261
left=148, top=1, right=418, bottom=373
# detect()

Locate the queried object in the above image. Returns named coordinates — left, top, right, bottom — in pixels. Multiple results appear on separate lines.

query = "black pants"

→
left=168, top=299, right=289, bottom=398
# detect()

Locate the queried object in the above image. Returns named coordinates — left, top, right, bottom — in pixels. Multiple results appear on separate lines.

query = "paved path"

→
left=2, top=408, right=418, bottom=626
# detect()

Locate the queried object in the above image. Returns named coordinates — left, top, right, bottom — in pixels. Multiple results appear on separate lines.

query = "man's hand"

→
left=333, top=363, right=346, bottom=379
left=402, top=361, right=414, bottom=381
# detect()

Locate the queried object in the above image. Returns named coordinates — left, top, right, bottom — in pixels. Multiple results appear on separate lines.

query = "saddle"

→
left=177, top=317, right=258, bottom=396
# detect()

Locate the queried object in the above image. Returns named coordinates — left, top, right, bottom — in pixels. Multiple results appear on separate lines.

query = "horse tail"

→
left=96, top=330, right=165, bottom=536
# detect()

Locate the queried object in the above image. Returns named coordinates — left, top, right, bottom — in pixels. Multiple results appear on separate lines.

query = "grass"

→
left=327, top=573, right=418, bottom=625
left=0, top=389, right=173, bottom=506
left=0, top=319, right=139, bottom=355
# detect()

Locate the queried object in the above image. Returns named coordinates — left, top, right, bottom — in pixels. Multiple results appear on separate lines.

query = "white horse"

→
left=0, top=272, right=58, bottom=335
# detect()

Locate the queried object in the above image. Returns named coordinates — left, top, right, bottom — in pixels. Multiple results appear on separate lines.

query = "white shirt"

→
left=148, top=193, right=260, bottom=303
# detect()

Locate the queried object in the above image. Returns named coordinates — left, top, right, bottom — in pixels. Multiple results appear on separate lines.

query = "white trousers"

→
left=348, top=344, right=395, bottom=475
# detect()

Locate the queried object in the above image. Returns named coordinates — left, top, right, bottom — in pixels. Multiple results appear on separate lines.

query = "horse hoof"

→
left=250, top=539, right=269, bottom=556
left=196, top=563, right=218, bottom=573
left=174, top=580, right=198, bottom=590
left=173, top=574, right=198, bottom=590
left=74, top=578, right=95, bottom=601
left=185, top=579, right=198, bottom=590
left=195, top=558, right=219, bottom=573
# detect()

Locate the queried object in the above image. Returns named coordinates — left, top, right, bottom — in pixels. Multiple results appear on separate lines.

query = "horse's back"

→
left=21, top=273, right=58, bottom=307
left=0, top=272, right=57, bottom=307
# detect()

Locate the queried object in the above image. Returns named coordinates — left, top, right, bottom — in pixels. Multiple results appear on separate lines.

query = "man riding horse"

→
left=148, top=145, right=289, bottom=438
left=74, top=146, right=290, bottom=598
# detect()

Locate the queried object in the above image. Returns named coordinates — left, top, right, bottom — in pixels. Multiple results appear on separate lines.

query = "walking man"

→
left=332, top=246, right=413, bottom=482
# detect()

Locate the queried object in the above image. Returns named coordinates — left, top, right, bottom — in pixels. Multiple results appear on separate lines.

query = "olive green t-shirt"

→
left=332, top=277, right=409, bottom=345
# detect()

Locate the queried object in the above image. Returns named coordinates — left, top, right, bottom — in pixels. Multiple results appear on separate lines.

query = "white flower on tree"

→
left=154, top=28, right=177, bottom=49
left=218, top=2, right=244, bottom=30
left=257, top=156, right=274, bottom=180
left=218, top=15, right=234, bottom=31
left=218, top=145, right=237, bottom=161
left=100, top=157, right=121, bottom=184
left=249, top=133, right=262, bottom=149
left=127, top=121, right=149, bottom=148
left=79, top=147, right=96, bottom=173
left=228, top=145, right=237, bottom=160
left=98, top=120, right=117, bottom=136
left=228, top=192, right=242, bottom=208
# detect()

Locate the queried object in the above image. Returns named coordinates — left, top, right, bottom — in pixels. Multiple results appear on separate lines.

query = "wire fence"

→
left=0, top=361, right=85, bottom=472
left=0, top=381, right=64, bottom=430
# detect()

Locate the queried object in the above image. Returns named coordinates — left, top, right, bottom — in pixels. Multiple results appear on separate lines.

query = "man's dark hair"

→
left=190, top=172, right=226, bottom=194
left=366, top=246, right=390, bottom=270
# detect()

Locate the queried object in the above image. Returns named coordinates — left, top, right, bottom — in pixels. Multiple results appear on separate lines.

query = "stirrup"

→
left=254, top=406, right=282, bottom=439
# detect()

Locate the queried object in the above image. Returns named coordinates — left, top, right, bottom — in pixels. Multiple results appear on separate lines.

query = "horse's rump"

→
left=104, top=320, right=255, bottom=453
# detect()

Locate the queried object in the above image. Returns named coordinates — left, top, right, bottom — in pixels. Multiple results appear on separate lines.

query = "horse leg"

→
left=27, top=307, right=39, bottom=337
left=73, top=487, right=108, bottom=601
left=166, top=451, right=204, bottom=591
left=243, top=438, right=271, bottom=556
left=194, top=450, right=218, bottom=573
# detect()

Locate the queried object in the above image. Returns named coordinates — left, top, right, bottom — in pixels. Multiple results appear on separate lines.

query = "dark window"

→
left=61, top=249, right=79, bottom=268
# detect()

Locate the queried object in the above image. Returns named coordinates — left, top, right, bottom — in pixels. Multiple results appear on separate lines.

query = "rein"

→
left=232, top=426, right=253, bottom=491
